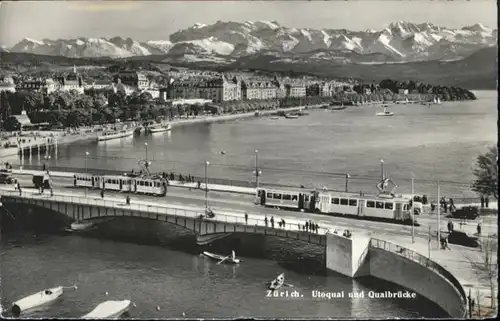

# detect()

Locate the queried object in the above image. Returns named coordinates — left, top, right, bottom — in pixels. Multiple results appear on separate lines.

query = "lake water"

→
left=16, top=90, right=497, bottom=198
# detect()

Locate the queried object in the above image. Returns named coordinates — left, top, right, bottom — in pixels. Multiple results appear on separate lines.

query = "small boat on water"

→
left=203, top=251, right=240, bottom=264
left=285, top=114, right=299, bottom=119
left=376, top=107, right=394, bottom=117
left=270, top=116, right=279, bottom=120
left=268, top=273, right=285, bottom=290
left=329, top=105, right=346, bottom=111
left=11, top=285, right=75, bottom=315
left=97, top=128, right=134, bottom=142
left=82, top=300, right=132, bottom=319
left=148, top=123, right=172, bottom=133
left=65, top=221, right=96, bottom=232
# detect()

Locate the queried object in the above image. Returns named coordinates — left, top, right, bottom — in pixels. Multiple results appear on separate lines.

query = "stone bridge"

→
left=0, top=190, right=326, bottom=246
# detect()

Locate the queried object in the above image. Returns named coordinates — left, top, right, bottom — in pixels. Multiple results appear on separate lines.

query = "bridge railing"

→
left=370, top=238, right=468, bottom=317
left=0, top=190, right=330, bottom=236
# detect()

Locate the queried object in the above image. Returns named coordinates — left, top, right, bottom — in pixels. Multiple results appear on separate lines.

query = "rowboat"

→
left=268, top=273, right=285, bottom=290
left=70, top=221, right=95, bottom=231
left=11, top=286, right=64, bottom=315
left=285, top=114, right=299, bottom=119
left=82, top=300, right=131, bottom=319
left=202, top=251, right=240, bottom=264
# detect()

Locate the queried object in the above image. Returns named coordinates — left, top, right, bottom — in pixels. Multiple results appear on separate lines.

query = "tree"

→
left=0, top=91, right=12, bottom=122
left=462, top=237, right=497, bottom=310
left=3, top=116, right=21, bottom=131
left=472, top=146, right=498, bottom=199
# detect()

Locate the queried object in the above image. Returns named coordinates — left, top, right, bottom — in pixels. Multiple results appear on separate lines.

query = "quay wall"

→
left=325, top=235, right=466, bottom=317
left=2, top=193, right=466, bottom=318
left=368, top=245, right=466, bottom=318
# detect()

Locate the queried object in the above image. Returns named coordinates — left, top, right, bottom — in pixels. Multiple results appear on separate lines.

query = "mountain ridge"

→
left=5, top=20, right=496, bottom=63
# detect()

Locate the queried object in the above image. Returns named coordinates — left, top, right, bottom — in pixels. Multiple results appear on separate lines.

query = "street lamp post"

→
left=85, top=151, right=89, bottom=197
left=380, top=159, right=384, bottom=181
left=205, top=161, right=210, bottom=212
left=254, top=150, right=261, bottom=188
left=345, top=174, right=350, bottom=192
left=144, top=142, right=148, bottom=168
left=411, top=175, right=415, bottom=243
left=437, top=180, right=441, bottom=249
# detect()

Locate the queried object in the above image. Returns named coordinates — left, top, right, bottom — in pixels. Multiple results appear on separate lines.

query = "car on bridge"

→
left=450, top=206, right=480, bottom=220
left=447, top=230, right=480, bottom=248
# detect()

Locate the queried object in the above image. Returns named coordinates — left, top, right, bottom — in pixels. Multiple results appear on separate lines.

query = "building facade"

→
left=115, top=71, right=149, bottom=90
left=167, top=75, right=239, bottom=103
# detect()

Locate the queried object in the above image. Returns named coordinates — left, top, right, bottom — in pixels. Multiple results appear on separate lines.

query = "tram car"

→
left=256, top=187, right=412, bottom=223
left=74, top=173, right=167, bottom=196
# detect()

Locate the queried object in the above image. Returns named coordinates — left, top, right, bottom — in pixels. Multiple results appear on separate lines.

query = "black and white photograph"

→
left=0, top=0, right=497, bottom=319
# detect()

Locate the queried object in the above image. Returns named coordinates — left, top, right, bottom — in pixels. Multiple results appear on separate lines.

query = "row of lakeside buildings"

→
left=0, top=68, right=355, bottom=103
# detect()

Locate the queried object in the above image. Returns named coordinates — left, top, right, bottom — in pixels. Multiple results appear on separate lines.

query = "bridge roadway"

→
left=10, top=174, right=498, bottom=239
left=1, top=185, right=496, bottom=315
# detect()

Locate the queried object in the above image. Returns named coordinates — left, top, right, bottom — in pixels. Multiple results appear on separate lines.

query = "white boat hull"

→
left=148, top=124, right=172, bottom=133
left=97, top=130, right=134, bottom=142
left=82, top=300, right=131, bottom=319
left=12, top=286, right=63, bottom=315
left=70, top=221, right=95, bottom=231
left=202, top=251, right=240, bottom=264
left=376, top=112, right=394, bottom=116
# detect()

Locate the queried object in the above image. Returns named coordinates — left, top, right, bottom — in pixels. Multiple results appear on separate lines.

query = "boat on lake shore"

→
left=97, top=128, right=134, bottom=142
left=285, top=114, right=299, bottom=119
left=148, top=123, right=172, bottom=133
left=11, top=285, right=76, bottom=315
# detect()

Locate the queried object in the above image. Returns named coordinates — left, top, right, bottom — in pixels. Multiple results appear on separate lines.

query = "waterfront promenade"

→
left=1, top=185, right=495, bottom=317
left=0, top=106, right=307, bottom=158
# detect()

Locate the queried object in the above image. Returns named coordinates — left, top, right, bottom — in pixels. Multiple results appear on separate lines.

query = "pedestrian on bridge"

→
left=281, top=219, right=286, bottom=228
left=315, top=223, right=319, bottom=233
left=485, top=196, right=489, bottom=208
left=244, top=213, right=248, bottom=224
left=480, top=195, right=485, bottom=208
left=477, top=221, right=482, bottom=236
left=305, top=221, right=309, bottom=231
left=270, top=216, right=274, bottom=228
left=18, top=183, right=22, bottom=196
left=126, top=195, right=130, bottom=205
left=100, top=190, right=104, bottom=199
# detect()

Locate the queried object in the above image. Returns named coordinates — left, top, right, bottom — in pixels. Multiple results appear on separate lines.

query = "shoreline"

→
left=0, top=106, right=309, bottom=158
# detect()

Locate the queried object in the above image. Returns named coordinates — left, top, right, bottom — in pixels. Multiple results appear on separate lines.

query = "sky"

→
left=0, top=0, right=497, bottom=47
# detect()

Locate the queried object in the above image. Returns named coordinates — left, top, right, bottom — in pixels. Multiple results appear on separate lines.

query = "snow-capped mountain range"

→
left=4, top=21, right=497, bottom=62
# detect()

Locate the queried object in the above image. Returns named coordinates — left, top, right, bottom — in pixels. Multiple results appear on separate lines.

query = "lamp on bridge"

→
left=85, top=151, right=90, bottom=197
left=380, top=159, right=384, bottom=181
left=144, top=143, right=149, bottom=168
left=205, top=161, right=210, bottom=213
left=253, top=150, right=262, bottom=189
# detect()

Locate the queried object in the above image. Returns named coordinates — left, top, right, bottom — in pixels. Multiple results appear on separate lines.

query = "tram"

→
left=73, top=173, right=167, bottom=196
left=256, top=187, right=413, bottom=223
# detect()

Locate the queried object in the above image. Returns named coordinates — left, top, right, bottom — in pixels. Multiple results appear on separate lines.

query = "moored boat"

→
left=329, top=105, right=346, bottom=111
left=97, top=128, right=134, bottom=142
left=11, top=286, right=68, bottom=315
left=268, top=273, right=285, bottom=290
left=82, top=300, right=131, bottom=319
left=270, top=116, right=279, bottom=120
left=285, top=114, right=299, bottom=119
left=202, top=251, right=240, bottom=264
left=148, top=123, right=172, bottom=133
